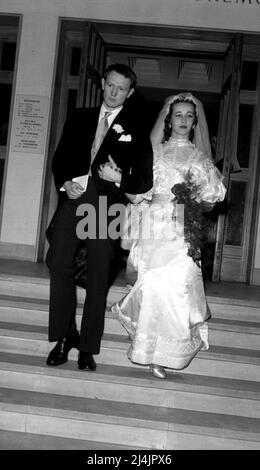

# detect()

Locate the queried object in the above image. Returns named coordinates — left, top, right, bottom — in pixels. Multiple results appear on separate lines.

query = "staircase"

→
left=0, top=262, right=260, bottom=450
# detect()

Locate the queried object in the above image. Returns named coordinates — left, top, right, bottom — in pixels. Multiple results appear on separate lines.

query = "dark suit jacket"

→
left=52, top=105, right=153, bottom=205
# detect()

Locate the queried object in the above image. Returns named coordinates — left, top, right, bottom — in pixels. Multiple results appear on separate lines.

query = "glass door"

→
left=213, top=34, right=260, bottom=282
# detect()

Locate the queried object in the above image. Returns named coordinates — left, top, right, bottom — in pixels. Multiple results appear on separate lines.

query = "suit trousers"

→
left=48, top=178, right=114, bottom=354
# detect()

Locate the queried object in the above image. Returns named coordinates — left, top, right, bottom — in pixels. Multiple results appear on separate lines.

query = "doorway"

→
left=39, top=19, right=260, bottom=284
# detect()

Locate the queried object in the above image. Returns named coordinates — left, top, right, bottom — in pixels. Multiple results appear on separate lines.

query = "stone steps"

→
left=1, top=294, right=260, bottom=351
left=1, top=352, right=260, bottom=416
left=0, top=357, right=260, bottom=449
left=0, top=322, right=260, bottom=382
left=0, top=270, right=260, bottom=449
left=0, top=276, right=260, bottom=318
left=0, top=275, right=126, bottom=305
left=0, top=429, right=138, bottom=450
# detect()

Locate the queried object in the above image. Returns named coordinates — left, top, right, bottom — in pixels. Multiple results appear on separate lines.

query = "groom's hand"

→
left=63, top=181, right=84, bottom=199
left=98, top=155, right=122, bottom=184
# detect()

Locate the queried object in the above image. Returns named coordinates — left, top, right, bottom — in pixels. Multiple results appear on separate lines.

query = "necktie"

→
left=92, top=111, right=111, bottom=156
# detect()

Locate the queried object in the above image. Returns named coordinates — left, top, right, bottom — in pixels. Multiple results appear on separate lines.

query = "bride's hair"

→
left=164, top=98, right=198, bottom=143
left=150, top=92, right=212, bottom=158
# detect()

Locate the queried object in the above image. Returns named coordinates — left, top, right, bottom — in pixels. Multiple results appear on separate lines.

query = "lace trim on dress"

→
left=112, top=302, right=209, bottom=369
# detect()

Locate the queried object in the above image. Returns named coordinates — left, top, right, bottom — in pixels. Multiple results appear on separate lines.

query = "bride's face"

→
left=170, top=102, right=196, bottom=139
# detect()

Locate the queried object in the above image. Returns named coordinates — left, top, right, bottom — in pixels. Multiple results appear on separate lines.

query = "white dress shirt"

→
left=98, top=104, right=122, bottom=128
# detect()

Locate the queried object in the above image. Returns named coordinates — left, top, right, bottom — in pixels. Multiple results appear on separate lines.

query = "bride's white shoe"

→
left=111, top=303, right=120, bottom=315
left=149, top=364, right=167, bottom=379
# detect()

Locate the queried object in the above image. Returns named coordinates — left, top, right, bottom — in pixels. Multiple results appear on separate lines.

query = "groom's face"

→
left=102, top=71, right=134, bottom=110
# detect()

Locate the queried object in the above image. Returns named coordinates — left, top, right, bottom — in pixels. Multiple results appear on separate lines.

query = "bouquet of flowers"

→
left=171, top=172, right=213, bottom=267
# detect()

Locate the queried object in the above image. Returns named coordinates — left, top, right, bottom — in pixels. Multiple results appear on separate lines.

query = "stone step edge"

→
left=1, top=400, right=260, bottom=443
left=1, top=321, right=260, bottom=354
left=1, top=328, right=260, bottom=365
left=1, top=309, right=260, bottom=335
left=0, top=273, right=50, bottom=285
left=0, top=280, right=260, bottom=308
left=1, top=355, right=260, bottom=401
left=3, top=384, right=260, bottom=432
left=0, top=393, right=169, bottom=432
left=0, top=429, right=143, bottom=450
left=1, top=293, right=260, bottom=326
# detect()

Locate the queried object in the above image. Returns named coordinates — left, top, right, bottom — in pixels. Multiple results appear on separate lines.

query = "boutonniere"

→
left=119, top=134, right=132, bottom=142
left=112, top=124, right=124, bottom=134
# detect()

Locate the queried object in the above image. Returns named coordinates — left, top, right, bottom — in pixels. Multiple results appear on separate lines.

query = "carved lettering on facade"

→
left=194, top=0, right=260, bottom=4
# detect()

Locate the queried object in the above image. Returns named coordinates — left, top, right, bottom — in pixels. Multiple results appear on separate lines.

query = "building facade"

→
left=0, top=0, right=260, bottom=284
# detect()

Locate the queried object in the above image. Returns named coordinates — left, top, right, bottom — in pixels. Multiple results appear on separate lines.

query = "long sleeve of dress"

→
left=188, top=151, right=226, bottom=205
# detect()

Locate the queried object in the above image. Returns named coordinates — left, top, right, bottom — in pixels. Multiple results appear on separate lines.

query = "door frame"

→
left=38, top=18, right=260, bottom=285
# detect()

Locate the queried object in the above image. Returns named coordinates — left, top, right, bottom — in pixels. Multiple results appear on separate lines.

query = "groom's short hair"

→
left=103, top=63, right=137, bottom=89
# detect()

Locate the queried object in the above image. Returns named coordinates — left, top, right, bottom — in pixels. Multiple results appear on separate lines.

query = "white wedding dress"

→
left=113, top=138, right=226, bottom=370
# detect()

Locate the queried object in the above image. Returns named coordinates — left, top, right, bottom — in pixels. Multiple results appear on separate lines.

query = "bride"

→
left=111, top=92, right=226, bottom=379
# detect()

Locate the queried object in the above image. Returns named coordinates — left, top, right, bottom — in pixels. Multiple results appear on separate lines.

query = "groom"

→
left=46, top=63, right=153, bottom=371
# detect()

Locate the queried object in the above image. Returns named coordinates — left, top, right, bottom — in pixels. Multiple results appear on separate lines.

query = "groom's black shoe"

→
left=46, top=330, right=80, bottom=366
left=78, top=352, right=97, bottom=371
